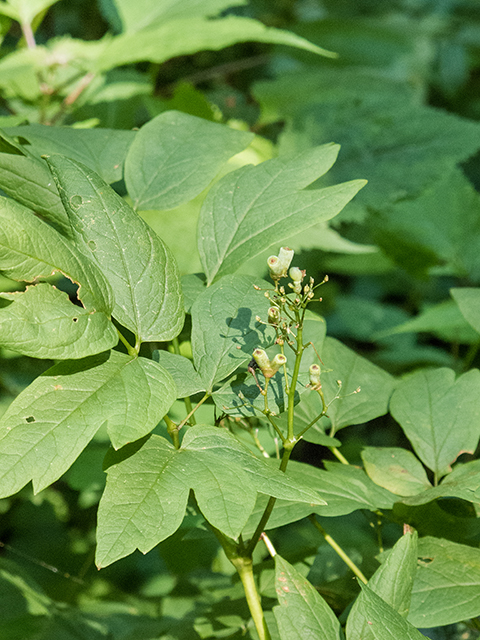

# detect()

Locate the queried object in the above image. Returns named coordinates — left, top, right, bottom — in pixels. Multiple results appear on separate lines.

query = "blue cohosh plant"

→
left=3, top=111, right=480, bottom=638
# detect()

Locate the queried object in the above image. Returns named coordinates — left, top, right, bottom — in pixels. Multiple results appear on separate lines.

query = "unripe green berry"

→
left=309, top=363, right=321, bottom=386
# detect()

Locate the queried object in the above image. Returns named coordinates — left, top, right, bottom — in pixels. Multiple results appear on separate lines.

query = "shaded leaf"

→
left=274, top=554, right=343, bottom=640
left=96, top=426, right=326, bottom=567
left=0, top=283, right=117, bottom=359
left=380, top=299, right=480, bottom=345
left=0, top=350, right=175, bottom=496
left=198, top=145, right=366, bottom=284
left=46, top=155, right=184, bottom=343
left=125, top=111, right=253, bottom=211
left=390, top=368, right=480, bottom=478
left=191, top=274, right=274, bottom=391
left=361, top=448, right=431, bottom=497
left=97, top=16, right=335, bottom=71
left=346, top=530, right=418, bottom=640
left=451, top=287, right=480, bottom=335
left=408, top=537, right=480, bottom=627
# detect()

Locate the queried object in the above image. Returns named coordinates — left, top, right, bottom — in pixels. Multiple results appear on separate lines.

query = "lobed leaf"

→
left=390, top=367, right=480, bottom=478
left=96, top=426, right=326, bottom=567
left=125, top=111, right=253, bottom=211
left=197, top=144, right=366, bottom=284
left=0, top=283, right=117, bottom=359
left=273, top=554, right=343, bottom=640
left=153, top=350, right=205, bottom=399
left=0, top=350, right=176, bottom=497
left=46, top=155, right=184, bottom=343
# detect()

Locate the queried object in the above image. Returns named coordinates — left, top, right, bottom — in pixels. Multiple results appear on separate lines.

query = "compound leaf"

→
left=0, top=350, right=176, bottom=497
left=96, top=426, right=325, bottom=568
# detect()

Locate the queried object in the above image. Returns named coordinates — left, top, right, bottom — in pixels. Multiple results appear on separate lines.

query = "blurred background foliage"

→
left=2, top=0, right=480, bottom=638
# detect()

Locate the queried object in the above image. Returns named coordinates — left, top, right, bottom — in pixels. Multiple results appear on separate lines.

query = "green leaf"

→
left=5, top=124, right=135, bottom=183
left=451, top=287, right=480, bottom=335
left=408, top=537, right=480, bottom=627
left=400, top=459, right=480, bottom=506
left=46, top=155, right=184, bottom=343
left=381, top=299, right=480, bottom=345
left=191, top=274, right=274, bottom=391
left=0, top=350, right=176, bottom=497
left=213, top=366, right=303, bottom=417
left=0, top=283, right=118, bottom=359
left=113, top=0, right=248, bottom=33
left=361, top=448, right=431, bottom=497
left=125, top=111, right=253, bottom=211
left=153, top=350, right=205, bottom=398
left=390, top=368, right=480, bottom=478
left=357, top=583, right=425, bottom=640
left=370, top=169, right=480, bottom=279
left=273, top=554, right=343, bottom=640
left=346, top=530, right=418, bottom=640
left=0, top=153, right=69, bottom=235
left=0, top=0, right=60, bottom=23
left=320, top=337, right=395, bottom=432
left=0, top=196, right=114, bottom=314
left=198, top=145, right=366, bottom=284
left=242, top=460, right=396, bottom=536
left=97, top=16, right=335, bottom=71
left=96, top=426, right=326, bottom=567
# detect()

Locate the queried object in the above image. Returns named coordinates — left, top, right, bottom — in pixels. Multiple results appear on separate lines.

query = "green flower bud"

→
left=309, top=363, right=321, bottom=387
left=268, top=306, right=280, bottom=323
left=252, top=349, right=287, bottom=378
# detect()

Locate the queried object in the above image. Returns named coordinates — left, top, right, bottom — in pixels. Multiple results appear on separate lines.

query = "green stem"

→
left=117, top=328, right=137, bottom=357
left=309, top=516, right=368, bottom=584
left=263, top=378, right=286, bottom=443
left=172, top=337, right=195, bottom=424
left=210, top=527, right=271, bottom=640
left=164, top=415, right=180, bottom=449
left=235, top=557, right=271, bottom=640
left=330, top=447, right=349, bottom=465
left=287, top=321, right=304, bottom=442
left=245, top=447, right=293, bottom=557
left=177, top=392, right=209, bottom=430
